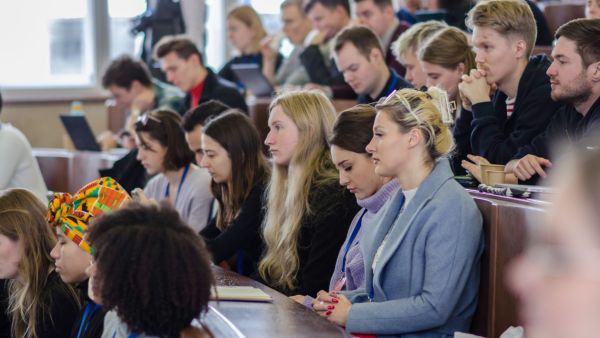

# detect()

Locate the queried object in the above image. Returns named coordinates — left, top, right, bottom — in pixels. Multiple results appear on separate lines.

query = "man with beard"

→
left=505, top=18, right=600, bottom=182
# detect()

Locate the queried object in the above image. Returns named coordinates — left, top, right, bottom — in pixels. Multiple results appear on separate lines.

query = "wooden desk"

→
left=33, top=148, right=123, bottom=193
left=203, top=267, right=351, bottom=338
left=468, top=191, right=548, bottom=338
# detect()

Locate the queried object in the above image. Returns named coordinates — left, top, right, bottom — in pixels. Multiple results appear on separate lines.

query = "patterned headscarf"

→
left=47, top=177, right=130, bottom=254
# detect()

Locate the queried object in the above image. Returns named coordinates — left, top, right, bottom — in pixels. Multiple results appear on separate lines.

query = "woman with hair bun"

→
left=313, top=87, right=484, bottom=337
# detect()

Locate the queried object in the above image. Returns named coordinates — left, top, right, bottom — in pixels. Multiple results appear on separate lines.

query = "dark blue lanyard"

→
left=112, top=332, right=139, bottom=338
left=369, top=193, right=405, bottom=301
left=341, top=209, right=368, bottom=274
left=384, top=72, right=400, bottom=97
left=76, top=303, right=100, bottom=338
left=164, top=164, right=190, bottom=204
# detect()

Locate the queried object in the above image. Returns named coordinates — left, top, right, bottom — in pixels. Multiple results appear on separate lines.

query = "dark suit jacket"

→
left=178, top=68, right=248, bottom=115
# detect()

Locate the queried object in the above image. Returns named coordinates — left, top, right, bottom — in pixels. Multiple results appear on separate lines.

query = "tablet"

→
left=231, top=63, right=274, bottom=98
left=59, top=114, right=101, bottom=152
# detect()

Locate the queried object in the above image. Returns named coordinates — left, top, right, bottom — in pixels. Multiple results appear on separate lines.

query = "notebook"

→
left=231, top=63, right=274, bottom=98
left=59, top=114, right=101, bottom=151
left=210, top=286, right=272, bottom=302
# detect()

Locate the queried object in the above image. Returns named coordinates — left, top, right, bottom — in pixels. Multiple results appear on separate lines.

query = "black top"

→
left=178, top=68, right=248, bottom=115
left=200, top=183, right=266, bottom=277
left=526, top=0, right=553, bottom=46
left=515, top=96, right=600, bottom=160
left=218, top=53, right=283, bottom=89
left=451, top=107, right=474, bottom=175
left=299, top=45, right=357, bottom=100
left=36, top=271, right=81, bottom=338
left=69, top=280, right=105, bottom=338
left=286, top=180, right=359, bottom=297
left=461, top=54, right=563, bottom=164
left=357, top=69, right=411, bottom=104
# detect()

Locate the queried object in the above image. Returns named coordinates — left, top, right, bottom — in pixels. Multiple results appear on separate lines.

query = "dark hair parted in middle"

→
left=87, top=202, right=214, bottom=337
left=102, top=55, right=153, bottom=89
left=135, top=109, right=194, bottom=171
left=181, top=100, right=231, bottom=132
left=334, top=25, right=384, bottom=59
left=202, top=110, right=270, bottom=230
left=329, top=104, right=377, bottom=154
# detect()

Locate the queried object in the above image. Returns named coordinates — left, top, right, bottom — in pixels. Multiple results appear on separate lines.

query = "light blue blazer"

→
left=343, top=159, right=484, bottom=338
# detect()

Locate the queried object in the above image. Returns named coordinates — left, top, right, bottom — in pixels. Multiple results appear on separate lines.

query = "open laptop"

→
left=231, top=63, right=275, bottom=98
left=59, top=114, right=101, bottom=151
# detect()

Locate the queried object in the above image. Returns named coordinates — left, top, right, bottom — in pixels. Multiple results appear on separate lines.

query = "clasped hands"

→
left=311, top=290, right=351, bottom=327
left=458, top=69, right=494, bottom=110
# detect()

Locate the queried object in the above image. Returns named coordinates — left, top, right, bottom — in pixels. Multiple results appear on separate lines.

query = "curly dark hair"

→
left=87, top=202, right=214, bottom=337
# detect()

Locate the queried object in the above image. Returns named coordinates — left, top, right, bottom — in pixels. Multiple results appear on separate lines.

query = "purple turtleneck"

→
left=303, top=179, right=400, bottom=307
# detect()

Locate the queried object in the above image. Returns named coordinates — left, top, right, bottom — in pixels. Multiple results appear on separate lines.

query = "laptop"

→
left=59, top=114, right=101, bottom=151
left=231, top=63, right=275, bottom=98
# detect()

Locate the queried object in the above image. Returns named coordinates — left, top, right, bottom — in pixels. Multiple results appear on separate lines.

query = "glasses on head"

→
left=136, top=113, right=162, bottom=127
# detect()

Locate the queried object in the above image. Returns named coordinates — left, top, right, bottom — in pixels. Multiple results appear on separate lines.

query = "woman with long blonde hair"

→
left=260, top=90, right=359, bottom=296
left=0, top=189, right=80, bottom=338
left=418, top=26, right=477, bottom=175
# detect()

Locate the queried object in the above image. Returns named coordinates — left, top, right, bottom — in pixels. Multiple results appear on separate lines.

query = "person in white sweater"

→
left=0, top=92, right=48, bottom=202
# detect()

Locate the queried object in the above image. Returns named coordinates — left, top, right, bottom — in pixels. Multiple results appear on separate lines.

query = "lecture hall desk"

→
left=33, top=148, right=121, bottom=194
left=204, top=266, right=351, bottom=338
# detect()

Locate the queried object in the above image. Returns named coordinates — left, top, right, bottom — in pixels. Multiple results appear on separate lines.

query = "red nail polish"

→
left=332, top=298, right=339, bottom=303
left=327, top=305, right=335, bottom=310
left=325, top=311, right=332, bottom=316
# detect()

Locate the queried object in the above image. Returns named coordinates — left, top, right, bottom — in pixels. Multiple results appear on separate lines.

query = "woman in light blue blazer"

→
left=313, top=87, right=484, bottom=338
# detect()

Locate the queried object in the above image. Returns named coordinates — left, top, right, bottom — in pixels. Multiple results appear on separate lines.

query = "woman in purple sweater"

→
left=290, top=104, right=400, bottom=307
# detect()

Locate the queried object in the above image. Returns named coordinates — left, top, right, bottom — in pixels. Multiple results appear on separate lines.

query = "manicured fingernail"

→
left=332, top=298, right=339, bottom=303
left=327, top=305, right=335, bottom=310
left=325, top=311, right=332, bottom=316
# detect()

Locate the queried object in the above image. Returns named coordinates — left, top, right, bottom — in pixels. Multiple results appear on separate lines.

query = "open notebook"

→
left=211, top=286, right=273, bottom=302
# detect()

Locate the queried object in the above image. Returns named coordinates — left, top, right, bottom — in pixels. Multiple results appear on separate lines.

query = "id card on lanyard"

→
left=332, top=209, right=368, bottom=292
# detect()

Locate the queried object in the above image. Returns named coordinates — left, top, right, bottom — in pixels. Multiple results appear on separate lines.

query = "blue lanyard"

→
left=164, top=164, right=190, bottom=204
left=76, top=303, right=100, bottom=338
left=369, top=192, right=405, bottom=301
left=341, top=209, right=368, bottom=274
left=112, top=332, right=139, bottom=338
left=384, top=72, right=400, bottom=97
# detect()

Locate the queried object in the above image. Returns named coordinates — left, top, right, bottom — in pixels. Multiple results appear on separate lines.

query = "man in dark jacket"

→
left=333, top=26, right=411, bottom=104
left=505, top=18, right=600, bottom=182
left=300, top=0, right=357, bottom=99
left=353, top=0, right=410, bottom=77
left=457, top=0, right=562, bottom=166
left=153, top=36, right=247, bottom=114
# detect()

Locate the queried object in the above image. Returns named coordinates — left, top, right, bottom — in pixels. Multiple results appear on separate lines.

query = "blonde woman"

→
left=219, top=5, right=283, bottom=87
left=313, top=88, right=484, bottom=337
left=0, top=189, right=80, bottom=338
left=417, top=26, right=476, bottom=175
left=260, top=90, right=359, bottom=296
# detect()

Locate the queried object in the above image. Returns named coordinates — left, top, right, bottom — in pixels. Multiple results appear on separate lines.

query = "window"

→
left=0, top=0, right=94, bottom=87
left=0, top=0, right=145, bottom=93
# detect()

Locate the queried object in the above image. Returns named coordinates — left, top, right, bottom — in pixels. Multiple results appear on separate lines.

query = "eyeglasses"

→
left=378, top=87, right=457, bottom=125
left=136, top=113, right=162, bottom=126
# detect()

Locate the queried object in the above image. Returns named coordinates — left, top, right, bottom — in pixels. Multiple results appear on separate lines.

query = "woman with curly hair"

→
left=0, top=188, right=80, bottom=338
left=260, top=90, right=359, bottom=296
left=87, top=202, right=214, bottom=338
